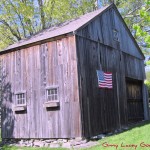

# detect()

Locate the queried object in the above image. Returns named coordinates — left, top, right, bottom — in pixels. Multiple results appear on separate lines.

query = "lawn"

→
left=1, top=121, right=150, bottom=150
left=87, top=121, right=150, bottom=150
left=1, top=146, right=66, bottom=150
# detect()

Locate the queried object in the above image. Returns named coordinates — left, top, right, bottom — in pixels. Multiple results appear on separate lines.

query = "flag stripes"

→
left=96, top=70, right=113, bottom=89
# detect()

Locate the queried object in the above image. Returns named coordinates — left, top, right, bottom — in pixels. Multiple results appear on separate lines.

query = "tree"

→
left=0, top=0, right=97, bottom=50
left=0, top=0, right=149, bottom=51
left=0, top=0, right=35, bottom=49
left=118, top=0, right=150, bottom=48
left=99, top=0, right=150, bottom=49
left=132, top=0, right=150, bottom=48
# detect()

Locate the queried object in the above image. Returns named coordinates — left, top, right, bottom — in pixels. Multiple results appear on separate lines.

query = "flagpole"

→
left=116, top=72, right=121, bottom=129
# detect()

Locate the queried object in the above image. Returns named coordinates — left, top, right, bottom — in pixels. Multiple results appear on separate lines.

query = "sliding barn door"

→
left=126, top=79, right=144, bottom=123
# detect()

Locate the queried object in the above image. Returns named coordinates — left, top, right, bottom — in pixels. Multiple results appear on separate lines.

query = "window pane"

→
left=47, top=88, right=58, bottom=101
left=54, top=89, right=57, bottom=94
left=48, top=95, right=51, bottom=100
left=50, top=89, right=52, bottom=95
left=52, top=95, right=54, bottom=100
left=55, top=95, right=57, bottom=100
left=51, top=89, right=54, bottom=94
left=48, top=90, right=50, bottom=95
left=16, top=93, right=26, bottom=105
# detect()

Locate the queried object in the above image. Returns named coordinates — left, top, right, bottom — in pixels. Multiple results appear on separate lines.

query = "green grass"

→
left=0, top=145, right=68, bottom=150
left=2, top=146, right=67, bottom=150
left=84, top=121, right=150, bottom=150
left=1, top=121, right=150, bottom=150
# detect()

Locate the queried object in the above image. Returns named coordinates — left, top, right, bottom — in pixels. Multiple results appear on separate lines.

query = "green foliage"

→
left=145, top=80, right=150, bottom=96
left=142, top=48, right=150, bottom=55
left=145, top=70, right=150, bottom=96
left=0, top=0, right=97, bottom=50
left=116, top=0, right=150, bottom=49
left=146, top=71, right=150, bottom=80
left=146, top=60, right=150, bottom=65
left=2, top=146, right=67, bottom=150
left=0, top=0, right=149, bottom=51
left=132, top=1, right=150, bottom=48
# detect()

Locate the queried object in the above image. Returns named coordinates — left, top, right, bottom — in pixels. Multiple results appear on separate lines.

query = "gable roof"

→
left=3, top=5, right=111, bottom=52
left=1, top=4, right=144, bottom=59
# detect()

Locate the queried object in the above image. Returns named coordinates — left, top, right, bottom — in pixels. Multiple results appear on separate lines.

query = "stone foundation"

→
left=1, top=127, right=131, bottom=148
left=2, top=138, right=89, bottom=148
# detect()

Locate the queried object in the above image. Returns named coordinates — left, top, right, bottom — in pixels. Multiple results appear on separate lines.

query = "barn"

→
left=0, top=4, right=149, bottom=140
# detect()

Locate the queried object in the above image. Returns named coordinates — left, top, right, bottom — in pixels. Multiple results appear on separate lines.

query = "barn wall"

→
left=76, top=8, right=144, bottom=60
left=76, top=37, right=125, bottom=137
left=75, top=7, right=145, bottom=137
left=0, top=36, right=81, bottom=139
left=76, top=36, right=145, bottom=137
left=122, top=53, right=145, bottom=80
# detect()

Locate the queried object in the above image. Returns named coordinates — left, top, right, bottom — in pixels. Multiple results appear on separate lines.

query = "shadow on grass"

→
left=123, top=120, right=150, bottom=131
left=110, top=120, right=150, bottom=137
left=90, top=120, right=150, bottom=141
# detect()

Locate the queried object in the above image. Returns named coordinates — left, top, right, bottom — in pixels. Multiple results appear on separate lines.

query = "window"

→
left=16, top=93, right=26, bottom=106
left=44, top=87, right=60, bottom=109
left=46, top=88, right=58, bottom=101
left=113, top=29, right=119, bottom=42
left=44, top=87, right=59, bottom=108
left=14, top=92, right=27, bottom=112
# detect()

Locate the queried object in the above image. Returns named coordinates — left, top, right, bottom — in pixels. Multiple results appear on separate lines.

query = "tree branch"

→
left=0, top=20, right=21, bottom=41
left=47, top=0, right=55, bottom=27
left=0, top=29, right=16, bottom=43
left=38, top=0, right=46, bottom=29
left=124, top=6, right=150, bottom=18
left=8, top=0, right=27, bottom=38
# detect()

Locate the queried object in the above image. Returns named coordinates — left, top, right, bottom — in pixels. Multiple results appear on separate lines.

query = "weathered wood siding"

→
left=76, top=7, right=145, bottom=137
left=0, top=36, right=81, bottom=139
left=77, top=8, right=144, bottom=60
left=0, top=5, right=146, bottom=139
left=76, top=37, right=145, bottom=137
left=126, top=79, right=144, bottom=123
left=123, top=53, right=145, bottom=80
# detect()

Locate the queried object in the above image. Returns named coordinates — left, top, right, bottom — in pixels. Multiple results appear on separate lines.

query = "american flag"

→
left=96, top=70, right=113, bottom=89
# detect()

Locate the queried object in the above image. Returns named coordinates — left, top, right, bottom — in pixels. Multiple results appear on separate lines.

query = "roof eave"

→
left=0, top=32, right=74, bottom=55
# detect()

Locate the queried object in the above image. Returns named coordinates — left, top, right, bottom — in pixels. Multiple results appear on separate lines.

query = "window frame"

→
left=45, top=86, right=59, bottom=102
left=15, top=91, right=26, bottom=106
left=113, top=29, right=119, bottom=42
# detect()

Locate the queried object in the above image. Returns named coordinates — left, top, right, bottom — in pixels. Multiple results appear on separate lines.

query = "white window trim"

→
left=15, top=91, right=26, bottom=106
left=45, top=86, right=59, bottom=102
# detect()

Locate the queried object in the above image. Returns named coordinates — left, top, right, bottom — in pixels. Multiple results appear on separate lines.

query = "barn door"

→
left=126, top=79, right=144, bottom=123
